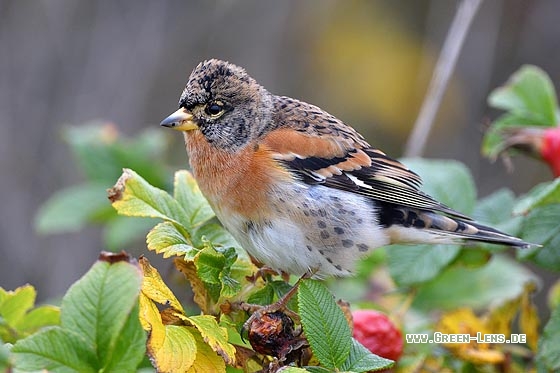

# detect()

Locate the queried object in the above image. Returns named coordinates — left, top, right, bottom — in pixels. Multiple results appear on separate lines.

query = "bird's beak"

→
left=160, top=108, right=198, bottom=131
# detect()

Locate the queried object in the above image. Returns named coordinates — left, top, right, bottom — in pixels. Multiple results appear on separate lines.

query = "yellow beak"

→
left=160, top=108, right=198, bottom=131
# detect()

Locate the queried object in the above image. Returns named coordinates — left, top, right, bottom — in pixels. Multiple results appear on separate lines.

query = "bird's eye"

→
left=205, top=102, right=224, bottom=117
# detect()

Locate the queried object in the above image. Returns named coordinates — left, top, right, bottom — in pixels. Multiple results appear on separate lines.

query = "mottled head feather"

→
left=177, top=59, right=274, bottom=150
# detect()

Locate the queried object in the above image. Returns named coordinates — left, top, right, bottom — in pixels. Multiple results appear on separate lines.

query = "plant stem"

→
left=404, top=0, right=484, bottom=157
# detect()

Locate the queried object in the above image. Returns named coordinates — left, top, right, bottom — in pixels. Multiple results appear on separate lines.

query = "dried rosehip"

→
left=247, top=311, right=306, bottom=363
left=352, top=309, right=403, bottom=362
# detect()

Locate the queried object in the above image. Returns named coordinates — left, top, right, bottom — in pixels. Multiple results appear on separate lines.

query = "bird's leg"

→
left=246, top=266, right=290, bottom=284
left=241, top=270, right=314, bottom=334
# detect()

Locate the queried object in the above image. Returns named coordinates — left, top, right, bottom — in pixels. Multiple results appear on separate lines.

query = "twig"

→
left=404, top=0, right=484, bottom=157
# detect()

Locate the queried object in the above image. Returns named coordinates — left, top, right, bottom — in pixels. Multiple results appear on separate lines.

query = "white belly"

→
left=214, top=183, right=390, bottom=277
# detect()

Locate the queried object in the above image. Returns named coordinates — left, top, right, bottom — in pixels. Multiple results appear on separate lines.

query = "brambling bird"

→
left=161, top=59, right=531, bottom=278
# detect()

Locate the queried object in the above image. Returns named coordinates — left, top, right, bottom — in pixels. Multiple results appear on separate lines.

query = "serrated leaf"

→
left=398, top=159, right=477, bottom=214
left=217, top=247, right=241, bottom=298
left=139, top=293, right=198, bottom=373
left=61, top=258, right=145, bottom=371
left=387, top=244, right=460, bottom=286
left=514, top=179, right=560, bottom=215
left=537, top=304, right=560, bottom=371
left=340, top=338, right=394, bottom=372
left=413, top=255, right=537, bottom=311
left=180, top=314, right=236, bottom=365
left=488, top=65, right=559, bottom=126
left=518, top=204, right=560, bottom=271
left=12, top=327, right=98, bottom=373
left=147, top=222, right=198, bottom=259
left=195, top=247, right=226, bottom=286
left=139, top=257, right=184, bottom=312
left=109, top=168, right=190, bottom=228
left=0, top=285, right=35, bottom=327
left=0, top=286, right=60, bottom=344
left=298, top=279, right=351, bottom=369
left=12, top=255, right=145, bottom=372
left=149, top=325, right=198, bottom=373
left=187, top=330, right=226, bottom=373
left=174, top=170, right=215, bottom=228
left=35, top=183, right=112, bottom=234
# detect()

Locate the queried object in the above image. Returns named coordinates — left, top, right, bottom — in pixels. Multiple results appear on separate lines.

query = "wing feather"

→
left=260, top=96, right=471, bottom=220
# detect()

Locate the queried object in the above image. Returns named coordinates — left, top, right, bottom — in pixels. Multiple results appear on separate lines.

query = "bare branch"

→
left=404, top=0, right=484, bottom=157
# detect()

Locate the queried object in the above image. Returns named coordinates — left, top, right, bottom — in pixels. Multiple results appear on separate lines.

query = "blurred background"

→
left=1, top=0, right=559, bottom=301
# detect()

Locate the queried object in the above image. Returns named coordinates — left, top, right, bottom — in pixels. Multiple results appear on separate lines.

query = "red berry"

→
left=352, top=310, right=403, bottom=362
left=541, top=127, right=560, bottom=177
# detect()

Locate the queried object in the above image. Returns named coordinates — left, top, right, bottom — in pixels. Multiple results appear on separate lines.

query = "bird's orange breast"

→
left=184, top=131, right=293, bottom=220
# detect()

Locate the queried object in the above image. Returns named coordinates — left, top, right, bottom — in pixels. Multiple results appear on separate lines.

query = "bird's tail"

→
left=382, top=207, right=535, bottom=249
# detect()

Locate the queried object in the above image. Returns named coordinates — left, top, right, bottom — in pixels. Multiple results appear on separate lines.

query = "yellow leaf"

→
left=139, top=292, right=160, bottom=331
left=437, top=308, right=504, bottom=365
left=174, top=258, right=209, bottom=313
left=139, top=257, right=184, bottom=313
left=187, top=330, right=226, bottom=373
left=140, top=292, right=198, bottom=373
left=520, top=285, right=540, bottom=351
left=149, top=325, right=198, bottom=373
left=178, top=314, right=236, bottom=366
left=486, top=298, right=521, bottom=335
left=461, top=348, right=505, bottom=365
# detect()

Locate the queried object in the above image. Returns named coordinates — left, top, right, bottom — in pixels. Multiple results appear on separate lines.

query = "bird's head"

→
left=160, top=59, right=274, bottom=151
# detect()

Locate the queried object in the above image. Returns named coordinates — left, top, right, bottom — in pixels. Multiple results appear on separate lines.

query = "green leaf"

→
left=340, top=338, right=394, bottom=372
left=16, top=305, right=60, bottom=334
left=387, top=244, right=460, bottom=287
left=488, top=65, right=559, bottom=126
left=35, top=183, right=112, bottom=234
left=193, top=223, right=238, bottom=249
left=298, top=279, right=351, bottom=369
left=518, top=204, right=560, bottom=271
left=61, top=258, right=145, bottom=371
left=0, top=285, right=35, bottom=327
left=473, top=189, right=517, bottom=226
left=147, top=221, right=198, bottom=259
left=195, top=247, right=226, bottom=286
left=64, top=124, right=168, bottom=188
left=217, top=247, right=241, bottom=298
left=12, top=327, right=98, bottom=373
left=399, top=159, right=476, bottom=214
left=12, top=257, right=147, bottom=372
left=537, top=303, right=560, bottom=371
left=63, top=123, right=125, bottom=183
left=0, top=342, right=9, bottom=371
left=61, top=259, right=144, bottom=366
left=514, top=179, right=560, bottom=215
left=472, top=189, right=522, bottom=251
left=413, top=254, right=537, bottom=311
left=109, top=168, right=190, bottom=227
left=103, top=215, right=158, bottom=251
left=173, top=170, right=215, bottom=227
